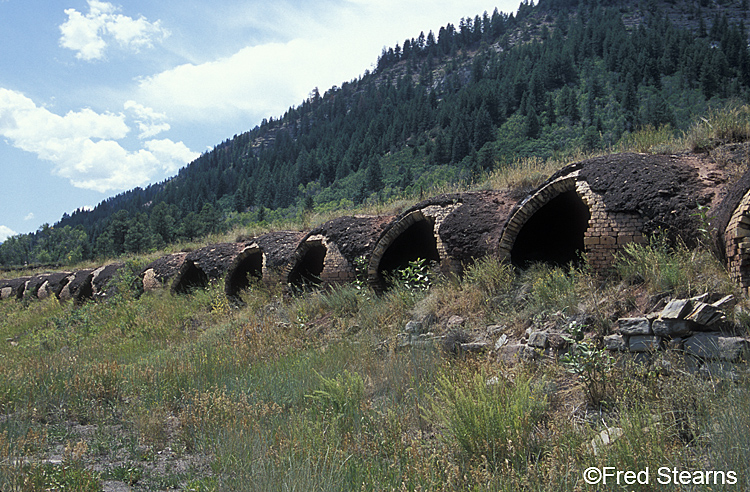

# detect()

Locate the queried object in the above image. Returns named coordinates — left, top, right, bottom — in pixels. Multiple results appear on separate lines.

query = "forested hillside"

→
left=3, top=0, right=750, bottom=267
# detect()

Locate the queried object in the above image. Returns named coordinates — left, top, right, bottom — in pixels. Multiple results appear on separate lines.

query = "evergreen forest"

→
left=3, top=0, right=750, bottom=267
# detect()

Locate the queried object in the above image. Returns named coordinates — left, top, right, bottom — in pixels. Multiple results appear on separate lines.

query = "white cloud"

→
left=0, top=88, right=199, bottom=193
left=0, top=225, right=16, bottom=242
left=24, top=212, right=34, bottom=221
left=135, top=0, right=513, bottom=124
left=124, top=100, right=170, bottom=139
left=59, top=0, right=169, bottom=61
left=136, top=39, right=322, bottom=122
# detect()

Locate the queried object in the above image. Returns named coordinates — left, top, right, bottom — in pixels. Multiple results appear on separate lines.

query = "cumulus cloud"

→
left=0, top=88, right=199, bottom=193
left=59, top=0, right=169, bottom=61
left=135, top=0, right=510, bottom=123
left=136, top=39, right=322, bottom=122
left=0, top=225, right=16, bottom=243
left=124, top=100, right=170, bottom=139
left=24, top=212, right=34, bottom=221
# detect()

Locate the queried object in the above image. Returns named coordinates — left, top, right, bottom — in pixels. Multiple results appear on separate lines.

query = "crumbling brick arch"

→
left=498, top=176, right=591, bottom=268
left=59, top=269, right=95, bottom=304
left=286, top=238, right=327, bottom=291
left=367, top=210, right=441, bottom=291
left=172, top=260, right=209, bottom=294
left=171, top=243, right=244, bottom=295
left=224, top=245, right=264, bottom=299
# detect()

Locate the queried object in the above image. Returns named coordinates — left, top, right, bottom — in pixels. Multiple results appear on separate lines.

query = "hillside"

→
left=4, top=0, right=750, bottom=268
left=1, top=126, right=749, bottom=489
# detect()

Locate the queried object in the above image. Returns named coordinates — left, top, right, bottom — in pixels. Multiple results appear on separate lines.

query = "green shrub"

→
left=462, top=256, right=515, bottom=295
left=527, top=264, right=580, bottom=314
left=560, top=322, right=613, bottom=406
left=391, top=258, right=434, bottom=293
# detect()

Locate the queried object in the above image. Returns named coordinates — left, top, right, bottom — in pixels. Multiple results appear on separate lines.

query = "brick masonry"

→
left=366, top=204, right=459, bottom=289
left=723, top=188, right=750, bottom=294
left=498, top=171, right=646, bottom=272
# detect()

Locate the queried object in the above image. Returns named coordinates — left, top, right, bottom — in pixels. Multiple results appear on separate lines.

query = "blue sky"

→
left=0, top=0, right=518, bottom=241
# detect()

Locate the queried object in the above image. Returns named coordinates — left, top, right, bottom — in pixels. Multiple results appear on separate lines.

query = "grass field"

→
left=1, top=111, right=750, bottom=490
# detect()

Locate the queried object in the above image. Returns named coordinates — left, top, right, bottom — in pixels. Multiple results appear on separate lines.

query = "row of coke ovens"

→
left=6, top=152, right=750, bottom=303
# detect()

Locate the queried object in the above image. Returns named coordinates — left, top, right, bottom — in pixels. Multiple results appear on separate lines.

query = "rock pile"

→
left=605, top=295, right=749, bottom=363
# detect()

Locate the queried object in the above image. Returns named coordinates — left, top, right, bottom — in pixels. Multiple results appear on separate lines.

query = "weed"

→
left=526, top=263, right=580, bottom=314
left=617, top=124, right=680, bottom=153
left=306, top=369, right=367, bottom=435
left=615, top=232, right=733, bottom=297
left=560, top=322, right=614, bottom=407
left=684, top=101, right=750, bottom=152
left=391, top=258, right=435, bottom=293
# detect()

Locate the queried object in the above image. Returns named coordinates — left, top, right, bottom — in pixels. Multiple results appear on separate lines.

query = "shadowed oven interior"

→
left=288, top=243, right=327, bottom=290
left=377, top=219, right=440, bottom=286
left=511, top=190, right=591, bottom=268
left=226, top=250, right=263, bottom=297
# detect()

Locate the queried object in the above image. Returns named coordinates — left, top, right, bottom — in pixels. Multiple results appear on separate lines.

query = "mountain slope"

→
left=3, top=0, right=750, bottom=267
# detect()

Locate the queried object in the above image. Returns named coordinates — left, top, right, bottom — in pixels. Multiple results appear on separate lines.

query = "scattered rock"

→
left=629, top=335, right=662, bottom=352
left=494, top=334, right=508, bottom=350
left=604, top=334, right=627, bottom=351
left=528, top=331, right=548, bottom=349
left=460, top=342, right=491, bottom=353
left=446, top=315, right=466, bottom=330
left=547, top=333, right=568, bottom=350
left=487, top=324, right=505, bottom=335
left=619, top=318, right=652, bottom=336
left=404, top=320, right=425, bottom=335
left=591, top=427, right=625, bottom=456
left=498, top=343, right=537, bottom=363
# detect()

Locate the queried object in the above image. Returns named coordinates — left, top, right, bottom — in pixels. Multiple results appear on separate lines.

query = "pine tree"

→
left=365, top=156, right=383, bottom=192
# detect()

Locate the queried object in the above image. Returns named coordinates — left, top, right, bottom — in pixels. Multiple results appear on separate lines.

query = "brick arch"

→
left=367, top=210, right=440, bottom=291
left=224, top=245, right=263, bottom=299
left=171, top=260, right=209, bottom=294
left=723, top=188, right=750, bottom=293
left=285, top=238, right=328, bottom=292
left=498, top=176, right=591, bottom=267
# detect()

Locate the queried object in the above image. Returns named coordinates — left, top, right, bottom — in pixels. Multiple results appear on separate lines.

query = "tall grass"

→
left=1, top=223, right=749, bottom=490
left=684, top=101, right=750, bottom=152
left=429, top=365, right=548, bottom=469
left=614, top=233, right=735, bottom=297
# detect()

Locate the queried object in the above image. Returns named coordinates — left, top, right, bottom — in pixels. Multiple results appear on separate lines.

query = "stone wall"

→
left=605, top=296, right=749, bottom=374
